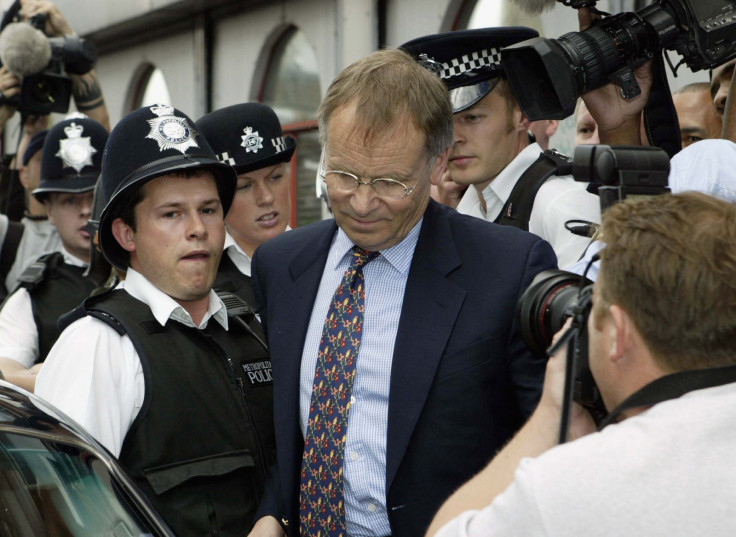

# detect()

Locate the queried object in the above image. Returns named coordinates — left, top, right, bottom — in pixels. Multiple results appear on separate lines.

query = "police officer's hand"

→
left=247, top=516, right=287, bottom=537
left=578, top=7, right=652, bottom=145
left=21, top=0, right=74, bottom=37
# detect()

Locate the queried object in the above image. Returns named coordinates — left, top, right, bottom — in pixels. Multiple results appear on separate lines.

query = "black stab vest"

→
left=83, top=289, right=275, bottom=537
left=214, top=251, right=259, bottom=312
left=16, top=252, right=97, bottom=362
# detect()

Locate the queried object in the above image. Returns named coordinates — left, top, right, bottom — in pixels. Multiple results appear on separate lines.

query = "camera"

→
left=500, top=0, right=736, bottom=120
left=516, top=269, right=606, bottom=422
left=516, top=145, right=670, bottom=423
left=573, top=144, right=670, bottom=212
left=0, top=12, right=97, bottom=115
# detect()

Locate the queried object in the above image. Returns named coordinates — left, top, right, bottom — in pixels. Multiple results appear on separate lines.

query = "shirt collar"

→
left=120, top=268, right=229, bottom=330
left=60, top=247, right=88, bottom=268
left=330, top=217, right=422, bottom=275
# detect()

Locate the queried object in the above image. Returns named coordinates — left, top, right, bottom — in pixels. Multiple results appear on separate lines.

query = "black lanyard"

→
left=598, top=364, right=736, bottom=429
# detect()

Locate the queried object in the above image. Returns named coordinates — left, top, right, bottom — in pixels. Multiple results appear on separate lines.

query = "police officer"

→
left=402, top=28, right=601, bottom=268
left=36, top=104, right=276, bottom=536
left=196, top=102, right=295, bottom=308
left=0, top=116, right=106, bottom=391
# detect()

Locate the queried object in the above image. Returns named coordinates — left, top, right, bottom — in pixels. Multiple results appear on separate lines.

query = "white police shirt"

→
left=455, top=142, right=599, bottom=269
left=35, top=268, right=228, bottom=457
left=0, top=248, right=86, bottom=367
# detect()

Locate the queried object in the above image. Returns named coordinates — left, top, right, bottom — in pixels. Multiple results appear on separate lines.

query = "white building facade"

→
left=1, top=0, right=704, bottom=225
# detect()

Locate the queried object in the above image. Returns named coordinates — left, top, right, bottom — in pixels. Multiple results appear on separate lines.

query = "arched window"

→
left=260, top=27, right=323, bottom=226
left=125, top=63, right=172, bottom=112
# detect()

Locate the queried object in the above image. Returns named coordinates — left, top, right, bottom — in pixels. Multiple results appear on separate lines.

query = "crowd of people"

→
left=0, top=1, right=734, bottom=536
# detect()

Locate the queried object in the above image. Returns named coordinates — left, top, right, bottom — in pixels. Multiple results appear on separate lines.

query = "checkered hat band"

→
left=272, top=136, right=286, bottom=153
left=439, top=48, right=502, bottom=80
left=218, top=151, right=236, bottom=166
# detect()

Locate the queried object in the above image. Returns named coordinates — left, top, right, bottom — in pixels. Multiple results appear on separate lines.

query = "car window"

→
left=0, top=430, right=159, bottom=537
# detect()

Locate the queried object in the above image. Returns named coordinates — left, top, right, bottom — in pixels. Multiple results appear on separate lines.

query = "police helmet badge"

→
left=55, top=122, right=97, bottom=173
left=145, top=104, right=199, bottom=154
left=241, top=126, right=264, bottom=154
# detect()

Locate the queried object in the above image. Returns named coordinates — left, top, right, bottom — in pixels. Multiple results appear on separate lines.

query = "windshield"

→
left=0, top=429, right=159, bottom=536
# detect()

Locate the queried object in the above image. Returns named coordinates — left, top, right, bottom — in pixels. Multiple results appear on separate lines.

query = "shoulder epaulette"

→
left=16, top=252, right=63, bottom=292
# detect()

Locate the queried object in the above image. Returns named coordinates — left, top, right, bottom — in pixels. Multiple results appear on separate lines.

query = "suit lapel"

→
left=386, top=201, right=466, bottom=490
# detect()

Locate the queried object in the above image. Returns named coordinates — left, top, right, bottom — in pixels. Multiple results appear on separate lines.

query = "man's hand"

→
left=426, top=322, right=596, bottom=537
left=431, top=169, right=467, bottom=210
left=578, top=7, right=652, bottom=145
left=540, top=321, right=597, bottom=441
left=21, top=0, right=74, bottom=37
left=247, top=516, right=287, bottom=537
left=0, top=67, right=20, bottom=129
left=20, top=0, right=110, bottom=131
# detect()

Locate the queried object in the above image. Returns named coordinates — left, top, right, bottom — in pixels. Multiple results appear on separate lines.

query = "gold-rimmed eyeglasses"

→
left=320, top=169, right=418, bottom=200
left=318, top=149, right=431, bottom=200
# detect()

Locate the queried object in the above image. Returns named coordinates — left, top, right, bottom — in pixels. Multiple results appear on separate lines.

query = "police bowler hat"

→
left=23, top=129, right=47, bottom=166
left=98, top=104, right=237, bottom=270
left=196, top=102, right=296, bottom=175
left=401, top=27, right=539, bottom=113
left=32, top=117, right=108, bottom=202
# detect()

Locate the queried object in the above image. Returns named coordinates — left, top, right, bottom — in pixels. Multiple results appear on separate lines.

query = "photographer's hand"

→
left=20, top=0, right=73, bottom=37
left=0, top=67, right=20, bottom=131
left=578, top=7, right=652, bottom=146
left=542, top=321, right=597, bottom=441
left=21, top=0, right=110, bottom=131
left=426, top=322, right=596, bottom=537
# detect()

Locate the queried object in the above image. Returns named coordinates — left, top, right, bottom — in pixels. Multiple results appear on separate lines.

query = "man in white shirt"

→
left=35, top=104, right=276, bottom=537
left=402, top=28, right=601, bottom=268
left=427, top=192, right=736, bottom=537
left=0, top=117, right=107, bottom=390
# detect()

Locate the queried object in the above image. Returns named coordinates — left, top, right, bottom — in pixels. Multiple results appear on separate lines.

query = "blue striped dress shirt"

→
left=299, top=220, right=422, bottom=537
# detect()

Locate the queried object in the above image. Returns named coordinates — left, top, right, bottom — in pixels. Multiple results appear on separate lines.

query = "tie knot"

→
left=350, top=246, right=380, bottom=268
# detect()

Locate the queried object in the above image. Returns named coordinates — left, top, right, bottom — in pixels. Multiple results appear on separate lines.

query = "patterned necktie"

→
left=300, top=246, right=380, bottom=537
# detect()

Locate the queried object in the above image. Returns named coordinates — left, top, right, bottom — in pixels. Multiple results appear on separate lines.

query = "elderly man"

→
left=428, top=192, right=736, bottom=537
left=249, top=48, right=557, bottom=537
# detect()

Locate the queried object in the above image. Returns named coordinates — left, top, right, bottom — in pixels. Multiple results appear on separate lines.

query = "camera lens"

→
left=516, top=270, right=590, bottom=356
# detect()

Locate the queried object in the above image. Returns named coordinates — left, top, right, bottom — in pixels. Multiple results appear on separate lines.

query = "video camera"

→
left=0, top=6, right=97, bottom=115
left=572, top=144, right=670, bottom=212
left=500, top=0, right=736, bottom=120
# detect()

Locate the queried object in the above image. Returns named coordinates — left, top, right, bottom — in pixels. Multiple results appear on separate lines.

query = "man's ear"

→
left=111, top=218, right=136, bottom=253
left=429, top=148, right=450, bottom=186
left=515, top=106, right=531, bottom=132
left=44, top=200, right=54, bottom=224
left=609, top=304, right=634, bottom=363
left=18, top=166, right=30, bottom=190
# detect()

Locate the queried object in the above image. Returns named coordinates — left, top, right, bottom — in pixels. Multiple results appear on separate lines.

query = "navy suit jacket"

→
left=251, top=199, right=557, bottom=536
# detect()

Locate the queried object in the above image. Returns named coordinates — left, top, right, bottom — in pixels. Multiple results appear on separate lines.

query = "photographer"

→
left=18, top=0, right=109, bottom=130
left=426, top=191, right=736, bottom=537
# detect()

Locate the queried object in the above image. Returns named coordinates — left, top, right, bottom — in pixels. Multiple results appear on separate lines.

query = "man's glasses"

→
left=318, top=151, right=430, bottom=200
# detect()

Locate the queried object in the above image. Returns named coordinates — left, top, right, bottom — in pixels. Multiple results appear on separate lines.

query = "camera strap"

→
left=598, top=364, right=736, bottom=429
left=496, top=149, right=573, bottom=231
left=641, top=51, right=681, bottom=159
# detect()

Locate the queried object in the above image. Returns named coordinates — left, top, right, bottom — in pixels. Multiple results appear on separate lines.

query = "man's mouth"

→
left=181, top=251, right=210, bottom=261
